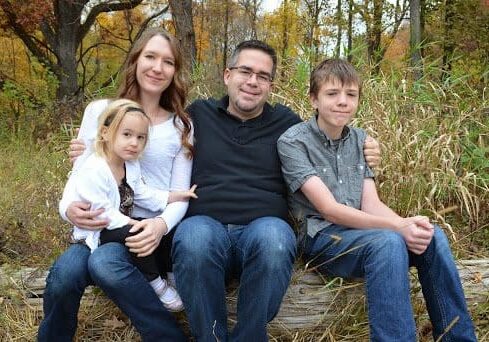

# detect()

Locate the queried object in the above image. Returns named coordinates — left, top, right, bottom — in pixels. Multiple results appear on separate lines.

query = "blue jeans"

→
left=38, top=242, right=187, bottom=342
left=172, top=215, right=296, bottom=342
left=38, top=243, right=93, bottom=341
left=302, top=224, right=476, bottom=342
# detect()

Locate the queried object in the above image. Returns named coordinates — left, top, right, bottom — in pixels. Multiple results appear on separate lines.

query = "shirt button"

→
left=360, top=165, right=364, bottom=170
left=339, top=179, right=343, bottom=184
left=322, top=168, right=326, bottom=172
left=337, top=155, right=340, bottom=159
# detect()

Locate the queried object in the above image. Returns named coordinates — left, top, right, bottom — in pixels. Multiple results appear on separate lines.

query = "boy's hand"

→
left=66, top=201, right=108, bottom=229
left=396, top=216, right=434, bottom=255
left=69, top=137, right=86, bottom=164
left=364, top=136, right=381, bottom=168
left=168, top=184, right=198, bottom=203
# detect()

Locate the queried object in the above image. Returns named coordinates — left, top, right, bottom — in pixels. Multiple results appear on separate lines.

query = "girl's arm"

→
left=168, top=184, right=198, bottom=203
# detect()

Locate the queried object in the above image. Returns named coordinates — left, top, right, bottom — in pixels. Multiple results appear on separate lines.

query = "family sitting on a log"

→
left=37, top=28, right=477, bottom=342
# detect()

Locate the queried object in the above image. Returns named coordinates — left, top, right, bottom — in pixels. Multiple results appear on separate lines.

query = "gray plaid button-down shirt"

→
left=278, top=116, right=375, bottom=238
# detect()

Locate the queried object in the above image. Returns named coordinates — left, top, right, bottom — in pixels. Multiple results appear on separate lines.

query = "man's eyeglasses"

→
left=228, top=66, right=273, bottom=84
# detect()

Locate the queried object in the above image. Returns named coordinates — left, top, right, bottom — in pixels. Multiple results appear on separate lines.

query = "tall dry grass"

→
left=1, top=67, right=488, bottom=340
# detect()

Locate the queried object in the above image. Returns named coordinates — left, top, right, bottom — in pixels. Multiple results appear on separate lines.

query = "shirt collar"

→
left=307, top=114, right=351, bottom=146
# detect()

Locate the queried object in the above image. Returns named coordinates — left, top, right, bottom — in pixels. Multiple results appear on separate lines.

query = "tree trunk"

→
left=169, top=0, right=197, bottom=75
left=281, top=0, right=290, bottom=65
left=54, top=1, right=82, bottom=101
left=347, top=0, right=353, bottom=61
left=0, top=0, right=144, bottom=105
left=335, top=0, right=343, bottom=57
left=370, top=0, right=384, bottom=73
left=409, top=0, right=423, bottom=80
left=442, top=0, right=455, bottom=81
left=2, top=259, right=487, bottom=336
left=223, top=0, right=230, bottom=71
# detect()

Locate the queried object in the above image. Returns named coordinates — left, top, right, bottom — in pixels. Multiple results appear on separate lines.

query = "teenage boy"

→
left=277, top=58, right=476, bottom=341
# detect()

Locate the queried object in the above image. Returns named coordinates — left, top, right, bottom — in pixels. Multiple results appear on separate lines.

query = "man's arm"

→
left=363, top=136, right=381, bottom=168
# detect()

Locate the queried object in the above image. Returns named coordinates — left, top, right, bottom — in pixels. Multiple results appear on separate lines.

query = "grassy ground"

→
left=1, top=72, right=488, bottom=340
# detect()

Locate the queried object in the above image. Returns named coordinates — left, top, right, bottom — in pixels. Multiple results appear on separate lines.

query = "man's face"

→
left=224, top=49, right=274, bottom=121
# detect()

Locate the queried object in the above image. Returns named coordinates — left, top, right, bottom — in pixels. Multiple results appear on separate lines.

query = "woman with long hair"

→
left=38, top=28, right=192, bottom=341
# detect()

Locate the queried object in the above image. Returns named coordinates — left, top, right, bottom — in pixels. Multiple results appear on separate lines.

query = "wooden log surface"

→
left=1, top=259, right=488, bottom=334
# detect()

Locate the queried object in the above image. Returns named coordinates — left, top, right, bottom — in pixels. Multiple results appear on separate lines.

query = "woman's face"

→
left=136, top=35, right=176, bottom=98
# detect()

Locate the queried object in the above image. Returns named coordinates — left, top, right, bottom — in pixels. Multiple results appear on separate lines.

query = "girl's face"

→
left=136, top=35, right=176, bottom=98
left=106, top=113, right=149, bottom=163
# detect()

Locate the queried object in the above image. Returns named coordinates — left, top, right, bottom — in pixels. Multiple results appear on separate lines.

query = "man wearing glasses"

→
left=172, top=40, right=381, bottom=341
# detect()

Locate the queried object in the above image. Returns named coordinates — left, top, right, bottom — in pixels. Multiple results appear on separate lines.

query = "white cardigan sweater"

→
left=67, top=154, right=169, bottom=251
left=59, top=99, right=193, bottom=231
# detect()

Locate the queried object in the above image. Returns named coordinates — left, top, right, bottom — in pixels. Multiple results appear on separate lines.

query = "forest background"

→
left=0, top=0, right=488, bottom=341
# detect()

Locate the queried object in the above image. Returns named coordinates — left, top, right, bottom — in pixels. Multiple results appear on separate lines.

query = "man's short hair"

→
left=310, top=59, right=362, bottom=96
left=228, top=40, right=278, bottom=80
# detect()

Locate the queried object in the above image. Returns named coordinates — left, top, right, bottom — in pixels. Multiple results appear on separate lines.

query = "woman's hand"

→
left=66, top=201, right=109, bottom=229
left=125, top=218, right=168, bottom=257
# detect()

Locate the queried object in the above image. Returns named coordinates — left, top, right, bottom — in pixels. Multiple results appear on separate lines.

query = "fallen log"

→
left=1, top=259, right=488, bottom=335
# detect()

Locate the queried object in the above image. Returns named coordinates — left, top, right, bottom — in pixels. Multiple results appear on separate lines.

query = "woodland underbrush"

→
left=1, top=71, right=488, bottom=341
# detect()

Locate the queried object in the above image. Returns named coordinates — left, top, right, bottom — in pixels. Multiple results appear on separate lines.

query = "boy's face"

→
left=310, top=78, right=360, bottom=137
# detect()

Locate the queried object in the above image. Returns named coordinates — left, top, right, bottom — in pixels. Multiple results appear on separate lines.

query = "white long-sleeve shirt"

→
left=68, top=154, right=170, bottom=251
left=59, top=99, right=193, bottom=231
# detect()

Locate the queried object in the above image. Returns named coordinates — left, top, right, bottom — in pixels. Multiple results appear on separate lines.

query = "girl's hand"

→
left=69, top=136, right=86, bottom=164
left=168, top=184, right=198, bottom=203
left=125, top=218, right=168, bottom=257
left=66, top=201, right=109, bottom=229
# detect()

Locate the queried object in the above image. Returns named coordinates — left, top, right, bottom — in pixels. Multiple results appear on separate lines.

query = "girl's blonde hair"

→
left=95, top=99, right=151, bottom=159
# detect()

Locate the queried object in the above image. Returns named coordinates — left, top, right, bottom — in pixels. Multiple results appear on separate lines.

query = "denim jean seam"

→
left=426, top=236, right=449, bottom=338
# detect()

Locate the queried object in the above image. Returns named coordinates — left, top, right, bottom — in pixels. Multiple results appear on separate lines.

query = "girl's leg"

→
left=100, top=225, right=159, bottom=280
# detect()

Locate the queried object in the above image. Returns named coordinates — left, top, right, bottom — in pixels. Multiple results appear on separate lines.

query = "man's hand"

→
left=364, top=136, right=381, bottom=168
left=66, top=201, right=109, bottom=229
left=69, top=138, right=86, bottom=164
left=125, top=218, right=168, bottom=257
left=395, top=216, right=434, bottom=255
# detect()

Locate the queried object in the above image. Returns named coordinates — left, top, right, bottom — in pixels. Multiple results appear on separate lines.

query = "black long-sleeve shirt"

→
left=186, top=96, right=301, bottom=225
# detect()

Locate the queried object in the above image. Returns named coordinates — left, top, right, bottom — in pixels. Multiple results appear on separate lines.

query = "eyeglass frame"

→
left=228, top=66, right=273, bottom=84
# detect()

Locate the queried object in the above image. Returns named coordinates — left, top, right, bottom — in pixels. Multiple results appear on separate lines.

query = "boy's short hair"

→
left=310, top=58, right=362, bottom=96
